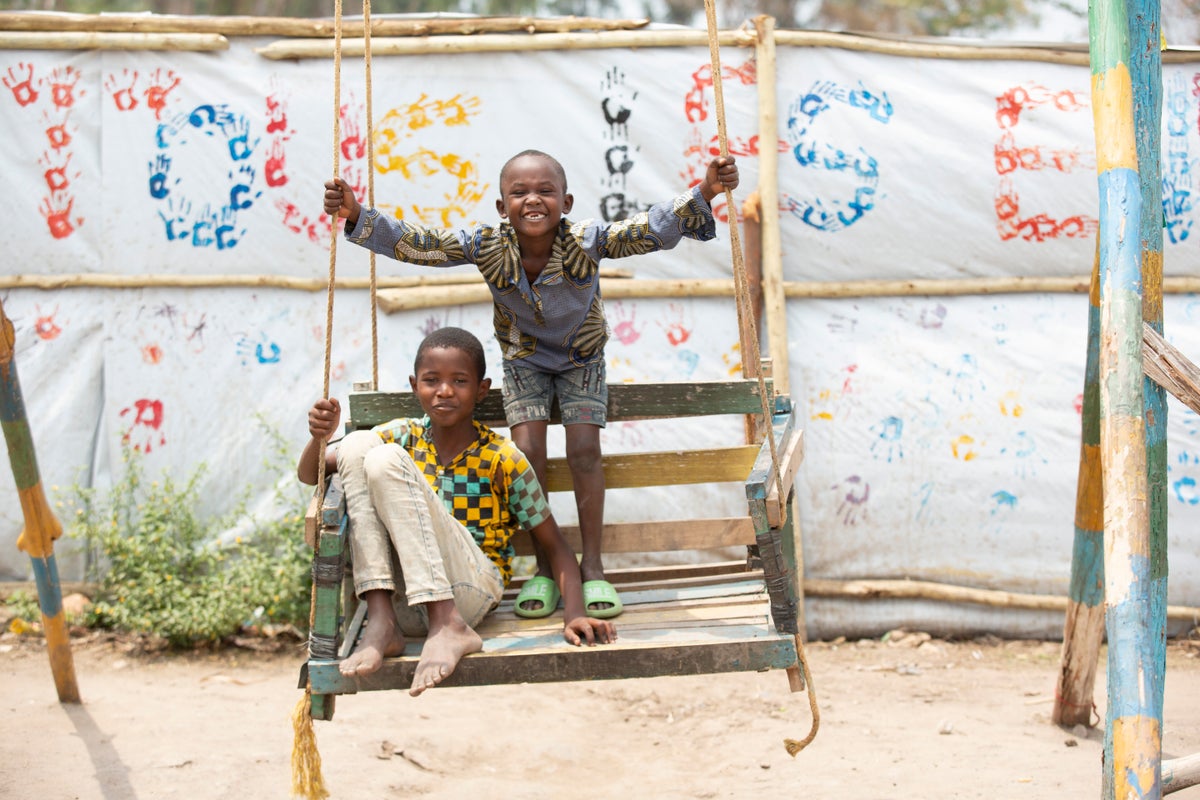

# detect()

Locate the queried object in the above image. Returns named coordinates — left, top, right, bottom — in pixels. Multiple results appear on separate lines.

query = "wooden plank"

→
left=348, top=379, right=771, bottom=429
left=511, top=516, right=756, bottom=556
left=1143, top=322, right=1200, bottom=414
left=305, top=631, right=797, bottom=693
left=507, top=560, right=750, bottom=587
left=765, top=429, right=804, bottom=528
left=540, top=446, right=759, bottom=492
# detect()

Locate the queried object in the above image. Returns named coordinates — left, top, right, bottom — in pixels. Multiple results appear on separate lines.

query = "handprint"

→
left=601, top=66, right=638, bottom=140
left=3, top=62, right=39, bottom=107
left=609, top=301, right=643, bottom=346
left=833, top=475, right=870, bottom=526
left=148, top=154, right=172, bottom=199
left=143, top=68, right=180, bottom=120
left=39, top=149, right=74, bottom=192
left=48, top=66, right=83, bottom=109
left=39, top=191, right=77, bottom=239
left=264, top=138, right=288, bottom=187
left=104, top=68, right=139, bottom=111
left=158, top=196, right=193, bottom=241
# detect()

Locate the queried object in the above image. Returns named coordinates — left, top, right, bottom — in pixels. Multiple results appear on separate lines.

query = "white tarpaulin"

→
left=1, top=29, right=1198, bottom=637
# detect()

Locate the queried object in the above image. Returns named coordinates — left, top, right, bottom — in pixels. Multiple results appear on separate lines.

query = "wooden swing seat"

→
left=300, top=377, right=805, bottom=720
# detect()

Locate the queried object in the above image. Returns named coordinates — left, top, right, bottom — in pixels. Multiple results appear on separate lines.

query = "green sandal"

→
left=513, top=575, right=561, bottom=619
left=582, top=579, right=624, bottom=620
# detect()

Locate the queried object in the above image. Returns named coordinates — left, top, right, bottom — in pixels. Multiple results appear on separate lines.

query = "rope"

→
left=700, top=0, right=818, bottom=756
left=291, top=3, right=344, bottom=798
left=364, top=0, right=379, bottom=389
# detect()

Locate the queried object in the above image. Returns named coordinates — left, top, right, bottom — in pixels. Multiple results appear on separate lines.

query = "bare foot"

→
left=409, top=621, right=482, bottom=696
left=340, top=616, right=405, bottom=678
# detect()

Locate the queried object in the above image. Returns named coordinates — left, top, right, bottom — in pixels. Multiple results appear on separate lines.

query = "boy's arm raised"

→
left=529, top=517, right=617, bottom=646
left=324, top=177, right=362, bottom=227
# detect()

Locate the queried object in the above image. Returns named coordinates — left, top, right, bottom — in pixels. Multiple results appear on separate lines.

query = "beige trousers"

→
left=336, top=430, right=503, bottom=636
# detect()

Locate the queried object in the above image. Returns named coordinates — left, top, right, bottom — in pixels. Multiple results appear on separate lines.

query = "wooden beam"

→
left=1142, top=322, right=1200, bottom=414
left=0, top=31, right=227, bottom=51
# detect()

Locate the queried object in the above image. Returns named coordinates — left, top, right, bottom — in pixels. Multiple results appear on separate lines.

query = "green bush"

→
left=68, top=425, right=312, bottom=648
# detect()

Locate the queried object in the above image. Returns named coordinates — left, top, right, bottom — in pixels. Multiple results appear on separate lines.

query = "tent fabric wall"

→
left=1, top=25, right=1198, bottom=638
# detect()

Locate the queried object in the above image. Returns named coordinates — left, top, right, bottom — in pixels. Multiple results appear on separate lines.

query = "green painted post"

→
left=1054, top=243, right=1105, bottom=728
left=0, top=299, right=80, bottom=704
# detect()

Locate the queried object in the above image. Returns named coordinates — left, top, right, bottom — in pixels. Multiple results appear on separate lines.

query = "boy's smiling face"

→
left=496, top=154, right=573, bottom=240
left=409, top=345, right=490, bottom=431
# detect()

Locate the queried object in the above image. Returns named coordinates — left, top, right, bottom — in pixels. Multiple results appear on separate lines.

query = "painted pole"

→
left=0, top=299, right=80, bottom=704
left=1053, top=240, right=1105, bottom=728
left=1124, top=0, right=1167, bottom=738
left=1089, top=0, right=1163, bottom=794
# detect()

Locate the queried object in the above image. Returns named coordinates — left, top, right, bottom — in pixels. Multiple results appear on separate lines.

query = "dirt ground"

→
left=2, top=630, right=1199, bottom=800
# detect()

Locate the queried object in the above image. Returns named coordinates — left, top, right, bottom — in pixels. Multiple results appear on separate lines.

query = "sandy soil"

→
left=2, top=630, right=1199, bottom=800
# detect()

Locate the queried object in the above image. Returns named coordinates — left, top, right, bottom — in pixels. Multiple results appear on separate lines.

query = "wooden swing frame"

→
left=298, top=1, right=817, bottom=753
left=299, top=376, right=807, bottom=720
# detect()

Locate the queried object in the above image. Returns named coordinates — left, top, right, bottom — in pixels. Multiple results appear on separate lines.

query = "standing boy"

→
left=298, top=326, right=615, bottom=694
left=323, top=151, right=739, bottom=620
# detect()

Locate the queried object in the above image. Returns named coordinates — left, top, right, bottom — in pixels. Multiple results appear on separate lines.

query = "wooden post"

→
left=1089, top=0, right=1164, bottom=792
left=1054, top=239, right=1106, bottom=728
left=0, top=299, right=80, bottom=704
left=753, top=15, right=789, bottom=396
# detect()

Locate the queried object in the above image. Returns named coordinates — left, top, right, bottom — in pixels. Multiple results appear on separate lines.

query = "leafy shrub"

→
left=68, top=427, right=312, bottom=648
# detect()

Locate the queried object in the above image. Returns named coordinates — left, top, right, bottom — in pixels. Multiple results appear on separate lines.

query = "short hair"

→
left=499, top=149, right=568, bottom=193
left=415, top=326, right=487, bottom=381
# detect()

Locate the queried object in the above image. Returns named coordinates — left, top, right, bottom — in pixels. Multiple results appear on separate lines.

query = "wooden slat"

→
left=305, top=631, right=797, bottom=693
left=511, top=516, right=756, bottom=555
left=765, top=429, right=805, bottom=528
left=541, top=445, right=759, bottom=492
left=348, top=378, right=771, bottom=429
left=507, top=560, right=750, bottom=587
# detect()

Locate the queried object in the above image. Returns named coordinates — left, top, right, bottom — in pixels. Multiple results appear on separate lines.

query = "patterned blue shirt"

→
left=345, top=185, right=718, bottom=373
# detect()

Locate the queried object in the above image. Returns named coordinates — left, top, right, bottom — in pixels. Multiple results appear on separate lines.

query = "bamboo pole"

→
left=257, top=28, right=756, bottom=59
left=754, top=14, right=790, bottom=397
left=1054, top=239, right=1107, bottom=729
left=1091, top=0, right=1162, bottom=792
left=0, top=12, right=650, bottom=37
left=376, top=278, right=741, bottom=313
left=0, top=299, right=80, bottom=705
left=1163, top=752, right=1200, bottom=795
left=0, top=31, right=227, bottom=51
left=9, top=271, right=1200, bottom=296
left=772, top=30, right=1199, bottom=65
left=0, top=268, right=630, bottom=291
left=802, top=578, right=1200, bottom=621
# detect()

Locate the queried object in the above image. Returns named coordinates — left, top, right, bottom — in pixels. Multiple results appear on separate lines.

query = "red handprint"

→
left=39, top=191, right=78, bottom=239
left=119, top=398, right=166, bottom=453
left=39, top=150, right=74, bottom=192
left=265, top=138, right=288, bottom=187
left=266, top=92, right=289, bottom=134
left=3, top=62, right=39, bottom=107
left=104, top=69, right=139, bottom=112
left=143, top=68, right=180, bottom=120
left=48, top=66, right=83, bottom=109
left=42, top=109, right=73, bottom=149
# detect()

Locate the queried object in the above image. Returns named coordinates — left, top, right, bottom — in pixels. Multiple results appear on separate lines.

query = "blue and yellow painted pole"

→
left=1125, top=0, right=1167, bottom=740
left=0, top=299, right=80, bottom=704
left=1089, top=0, right=1163, bottom=793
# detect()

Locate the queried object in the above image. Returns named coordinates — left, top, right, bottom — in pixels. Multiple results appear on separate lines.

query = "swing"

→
left=296, top=0, right=817, bottom=754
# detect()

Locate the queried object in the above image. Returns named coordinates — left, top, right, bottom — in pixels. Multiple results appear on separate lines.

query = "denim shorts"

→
left=501, top=360, right=608, bottom=427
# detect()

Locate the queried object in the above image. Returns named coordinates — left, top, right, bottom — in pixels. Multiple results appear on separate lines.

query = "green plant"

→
left=67, top=427, right=312, bottom=649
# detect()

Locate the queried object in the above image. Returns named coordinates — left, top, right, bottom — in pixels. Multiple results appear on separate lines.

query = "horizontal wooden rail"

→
left=348, top=379, right=771, bottom=428
left=514, top=518, right=756, bottom=555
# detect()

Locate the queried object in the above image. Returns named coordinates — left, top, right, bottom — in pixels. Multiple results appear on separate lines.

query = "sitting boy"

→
left=297, top=326, right=615, bottom=695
